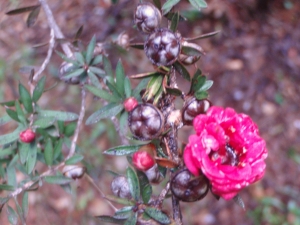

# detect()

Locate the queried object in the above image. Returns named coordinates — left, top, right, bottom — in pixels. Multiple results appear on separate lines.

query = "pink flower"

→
left=183, top=106, right=267, bottom=200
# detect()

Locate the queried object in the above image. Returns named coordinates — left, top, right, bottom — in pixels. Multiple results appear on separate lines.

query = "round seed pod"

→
left=19, top=129, right=35, bottom=143
left=144, top=164, right=162, bottom=184
left=134, top=3, right=162, bottom=34
left=170, top=169, right=209, bottom=202
left=111, top=176, right=132, bottom=199
left=59, top=62, right=80, bottom=85
left=144, top=28, right=181, bottom=66
left=128, top=103, right=164, bottom=141
left=182, top=97, right=211, bottom=125
left=62, top=165, right=86, bottom=180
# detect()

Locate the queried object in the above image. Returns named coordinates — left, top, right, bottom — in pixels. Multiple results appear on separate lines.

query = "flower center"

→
left=209, top=144, right=240, bottom=166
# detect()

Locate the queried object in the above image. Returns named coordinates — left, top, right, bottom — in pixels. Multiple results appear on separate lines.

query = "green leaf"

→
left=115, top=59, right=126, bottom=96
left=137, top=171, right=152, bottom=204
left=63, top=68, right=85, bottom=80
left=181, top=46, right=203, bottom=57
left=114, top=206, right=133, bottom=219
left=55, top=51, right=78, bottom=65
left=0, top=115, right=11, bottom=126
left=185, top=30, right=220, bottom=41
left=91, top=54, right=103, bottom=65
left=124, top=77, right=132, bottom=98
left=145, top=207, right=171, bottom=224
left=85, top=85, right=119, bottom=102
left=174, top=62, right=191, bottom=81
left=65, top=154, right=84, bottom=165
left=26, top=5, right=40, bottom=27
left=32, top=117, right=56, bottom=129
left=162, top=0, right=180, bottom=15
left=85, top=103, right=123, bottom=125
left=105, top=194, right=135, bottom=206
left=64, top=122, right=76, bottom=137
left=87, top=71, right=102, bottom=89
left=19, top=142, right=30, bottom=164
left=152, top=0, right=162, bottom=9
left=22, top=192, right=29, bottom=219
left=15, top=101, right=26, bottom=125
left=188, top=0, right=207, bottom=10
left=0, top=148, right=15, bottom=158
left=26, top=141, right=37, bottom=174
left=44, top=138, right=53, bottom=166
left=170, top=11, right=179, bottom=32
left=165, top=87, right=182, bottom=96
left=125, top=212, right=137, bottom=225
left=104, top=145, right=143, bottom=156
left=0, top=125, right=24, bottom=146
left=199, top=80, right=213, bottom=92
left=146, top=75, right=163, bottom=100
left=19, top=83, right=33, bottom=113
left=6, top=5, right=40, bottom=15
left=129, top=43, right=144, bottom=50
left=191, top=69, right=206, bottom=93
left=119, top=111, right=128, bottom=136
left=6, top=109, right=20, bottom=122
left=44, top=175, right=73, bottom=185
left=74, top=52, right=85, bottom=65
left=96, top=215, right=126, bottom=224
left=132, top=78, right=150, bottom=99
left=14, top=198, right=24, bottom=225
left=195, top=91, right=208, bottom=100
left=74, top=25, right=83, bottom=40
left=103, top=56, right=113, bottom=76
left=126, top=167, right=140, bottom=202
left=7, top=165, right=17, bottom=188
left=89, top=66, right=105, bottom=77
left=1, top=100, right=16, bottom=107
left=7, top=205, right=18, bottom=225
left=32, top=76, right=46, bottom=103
left=0, top=184, right=15, bottom=191
left=86, top=35, right=96, bottom=65
left=38, top=110, right=78, bottom=121
left=53, top=138, right=63, bottom=160
left=106, top=81, right=123, bottom=100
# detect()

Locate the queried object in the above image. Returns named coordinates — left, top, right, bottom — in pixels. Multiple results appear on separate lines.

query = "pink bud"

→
left=19, top=129, right=35, bottom=143
left=132, top=150, right=155, bottom=171
left=124, top=97, right=138, bottom=112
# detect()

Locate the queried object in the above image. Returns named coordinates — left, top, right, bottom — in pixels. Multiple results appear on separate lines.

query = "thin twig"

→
left=85, top=174, right=118, bottom=212
left=33, top=29, right=55, bottom=82
left=67, top=87, right=86, bottom=159
left=39, top=0, right=73, bottom=57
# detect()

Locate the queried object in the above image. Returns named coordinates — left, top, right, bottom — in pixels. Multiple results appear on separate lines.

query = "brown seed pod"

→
left=182, top=97, right=211, bottom=125
left=59, top=62, right=80, bottom=85
left=144, top=28, right=181, bottom=66
left=144, top=164, right=162, bottom=184
left=62, top=165, right=86, bottom=180
left=111, top=176, right=132, bottom=199
left=170, top=169, right=209, bottom=202
left=128, top=103, right=164, bottom=141
left=134, top=3, right=162, bottom=34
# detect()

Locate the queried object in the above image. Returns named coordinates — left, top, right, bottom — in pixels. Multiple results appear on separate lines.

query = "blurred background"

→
left=0, top=0, right=299, bottom=224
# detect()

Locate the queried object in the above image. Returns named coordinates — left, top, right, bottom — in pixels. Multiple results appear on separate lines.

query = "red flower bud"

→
left=133, top=150, right=155, bottom=171
left=19, top=129, right=35, bottom=143
left=124, top=97, right=138, bottom=112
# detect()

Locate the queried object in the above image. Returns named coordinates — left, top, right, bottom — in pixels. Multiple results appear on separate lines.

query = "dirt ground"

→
left=0, top=0, right=300, bottom=224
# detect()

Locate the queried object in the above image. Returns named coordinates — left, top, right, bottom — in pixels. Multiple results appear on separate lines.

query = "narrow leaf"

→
left=44, top=176, right=73, bottom=185
left=74, top=25, right=83, bottom=40
left=89, top=66, right=105, bottom=77
left=199, top=80, right=213, bottom=92
left=85, top=85, right=118, bottom=102
left=55, top=51, right=78, bottom=65
left=185, top=30, right=220, bottom=41
left=38, top=110, right=78, bottom=121
left=114, top=206, right=133, bottom=219
left=44, top=138, right=53, bottom=166
left=191, top=75, right=206, bottom=93
left=74, top=52, right=85, bottom=65
left=26, top=141, right=37, bottom=174
left=15, top=101, right=26, bottom=125
left=124, top=77, right=132, bottom=98
left=195, top=91, right=208, bottom=100
left=65, top=154, right=84, bottom=165
left=26, top=5, right=40, bottom=27
left=181, top=46, right=203, bottom=56
left=0, top=115, right=12, bottom=126
left=63, top=68, right=85, bottom=80
left=53, top=138, right=63, bottom=160
left=0, top=148, right=15, bottom=158
left=174, top=62, right=191, bottom=81
left=22, top=192, right=29, bottom=219
left=129, top=43, right=144, bottom=50
left=6, top=109, right=19, bottom=122
left=119, top=111, right=128, bottom=136
left=7, top=205, right=18, bottom=225
left=32, top=117, right=56, bottom=129
left=87, top=71, right=102, bottom=89
left=86, top=35, right=96, bottom=65
left=1, top=100, right=16, bottom=107
left=19, top=83, right=33, bottom=113
left=106, top=80, right=122, bottom=100
left=19, top=142, right=30, bottom=164
left=103, top=56, right=113, bottom=76
left=32, top=76, right=46, bottom=103
left=0, top=125, right=24, bottom=146
left=91, top=54, right=103, bottom=65
left=64, top=122, right=76, bottom=137
left=162, top=0, right=180, bottom=15
left=104, top=145, right=143, bottom=156
left=145, top=207, right=171, bottom=224
left=0, top=184, right=15, bottom=191
left=85, top=103, right=123, bottom=125
left=96, top=215, right=126, bottom=224
left=152, top=0, right=162, bottom=9
left=6, top=5, right=40, bottom=15
left=170, top=11, right=179, bottom=32
left=165, top=87, right=182, bottom=96
left=126, top=167, right=140, bottom=201
left=132, top=77, right=151, bottom=99
left=105, top=194, right=135, bottom=206
left=125, top=213, right=137, bottom=225
left=188, top=0, right=207, bottom=10
left=115, top=60, right=125, bottom=96
left=137, top=171, right=152, bottom=204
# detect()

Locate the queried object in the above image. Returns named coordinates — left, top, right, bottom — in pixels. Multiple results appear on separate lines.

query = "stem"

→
left=39, top=0, right=73, bottom=57
left=67, top=87, right=86, bottom=159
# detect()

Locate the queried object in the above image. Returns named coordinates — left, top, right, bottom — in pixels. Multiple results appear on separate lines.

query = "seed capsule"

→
left=128, top=103, right=164, bottom=141
left=144, top=28, right=181, bottom=66
left=63, top=165, right=86, bottom=180
left=111, top=176, right=132, bottom=199
left=182, top=97, right=211, bottom=125
left=171, top=169, right=209, bottom=202
left=134, top=3, right=162, bottom=34
left=19, top=129, right=35, bottom=143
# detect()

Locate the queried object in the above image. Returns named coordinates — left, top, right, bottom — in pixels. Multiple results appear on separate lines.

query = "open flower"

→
left=183, top=106, right=267, bottom=200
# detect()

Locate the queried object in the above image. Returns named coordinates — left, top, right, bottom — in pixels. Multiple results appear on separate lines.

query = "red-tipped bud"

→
left=133, top=150, right=155, bottom=171
left=124, top=97, right=138, bottom=112
left=19, top=129, right=35, bottom=143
